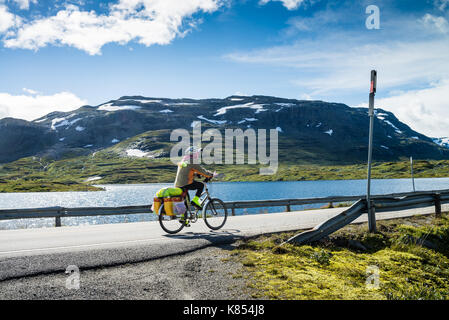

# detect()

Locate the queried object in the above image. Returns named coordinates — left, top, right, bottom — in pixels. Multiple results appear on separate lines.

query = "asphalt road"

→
left=0, top=205, right=445, bottom=281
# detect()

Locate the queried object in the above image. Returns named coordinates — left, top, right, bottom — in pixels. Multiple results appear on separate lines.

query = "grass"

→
left=232, top=213, right=449, bottom=300
left=1, top=150, right=449, bottom=192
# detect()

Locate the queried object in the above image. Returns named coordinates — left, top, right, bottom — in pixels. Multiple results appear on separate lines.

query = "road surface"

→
left=0, top=205, right=445, bottom=281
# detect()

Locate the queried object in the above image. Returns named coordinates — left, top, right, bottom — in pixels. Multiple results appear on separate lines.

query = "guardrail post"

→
left=55, top=215, right=61, bottom=227
left=368, top=200, right=376, bottom=233
left=434, top=193, right=441, bottom=216
left=286, top=204, right=291, bottom=212
left=231, top=204, right=235, bottom=216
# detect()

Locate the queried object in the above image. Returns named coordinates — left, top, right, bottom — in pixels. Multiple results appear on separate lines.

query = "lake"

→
left=1, top=178, right=448, bottom=230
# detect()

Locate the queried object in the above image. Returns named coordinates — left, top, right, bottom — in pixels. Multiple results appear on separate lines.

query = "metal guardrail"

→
left=285, top=189, right=449, bottom=245
left=1, top=189, right=448, bottom=228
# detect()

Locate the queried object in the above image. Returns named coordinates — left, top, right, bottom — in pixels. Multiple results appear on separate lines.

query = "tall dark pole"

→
left=367, top=70, right=377, bottom=233
left=410, top=156, right=416, bottom=192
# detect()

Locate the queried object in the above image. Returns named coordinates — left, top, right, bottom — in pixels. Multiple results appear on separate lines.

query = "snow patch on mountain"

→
left=237, top=118, right=258, bottom=124
left=98, top=103, right=142, bottom=112
left=384, top=120, right=402, bottom=134
left=375, top=111, right=389, bottom=120
left=275, top=103, right=295, bottom=107
left=433, top=137, right=449, bottom=148
left=85, top=176, right=102, bottom=182
left=197, top=115, right=227, bottom=125
left=126, top=149, right=153, bottom=158
left=214, top=102, right=266, bottom=116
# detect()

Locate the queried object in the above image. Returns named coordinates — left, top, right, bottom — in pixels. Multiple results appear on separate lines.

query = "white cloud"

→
left=259, top=0, right=305, bottom=10
left=435, top=0, right=449, bottom=11
left=1, top=0, right=224, bottom=55
left=355, top=80, right=449, bottom=138
left=0, top=91, right=87, bottom=121
left=0, top=5, right=19, bottom=32
left=12, top=0, right=37, bottom=10
left=226, top=38, right=449, bottom=95
left=420, top=13, right=449, bottom=34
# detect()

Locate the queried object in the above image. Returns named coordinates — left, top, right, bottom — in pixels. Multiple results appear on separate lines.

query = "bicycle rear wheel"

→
left=158, top=203, right=186, bottom=234
left=203, top=198, right=227, bottom=230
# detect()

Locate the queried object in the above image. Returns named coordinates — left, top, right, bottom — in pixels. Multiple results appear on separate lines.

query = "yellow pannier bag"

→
left=163, top=198, right=174, bottom=216
left=151, top=197, right=163, bottom=214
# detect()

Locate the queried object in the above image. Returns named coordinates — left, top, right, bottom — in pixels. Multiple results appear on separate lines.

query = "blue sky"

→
left=1, top=0, right=449, bottom=137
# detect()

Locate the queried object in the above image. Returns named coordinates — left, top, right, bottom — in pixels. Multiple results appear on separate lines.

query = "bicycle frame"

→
left=184, top=181, right=211, bottom=221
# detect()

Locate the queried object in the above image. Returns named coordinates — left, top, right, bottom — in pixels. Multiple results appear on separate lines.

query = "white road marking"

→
left=0, top=237, right=165, bottom=256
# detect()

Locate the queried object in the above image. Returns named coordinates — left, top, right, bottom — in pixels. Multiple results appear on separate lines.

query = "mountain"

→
left=1, top=95, right=448, bottom=165
left=0, top=118, right=57, bottom=163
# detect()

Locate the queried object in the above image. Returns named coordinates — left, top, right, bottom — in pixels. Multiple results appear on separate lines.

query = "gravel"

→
left=0, top=244, right=256, bottom=300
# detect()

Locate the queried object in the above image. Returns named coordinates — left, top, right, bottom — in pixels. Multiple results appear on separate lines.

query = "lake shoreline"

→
left=2, top=173, right=449, bottom=193
left=2, top=159, right=449, bottom=193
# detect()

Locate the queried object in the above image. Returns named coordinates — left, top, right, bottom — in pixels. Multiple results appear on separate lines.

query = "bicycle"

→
left=158, top=177, right=227, bottom=234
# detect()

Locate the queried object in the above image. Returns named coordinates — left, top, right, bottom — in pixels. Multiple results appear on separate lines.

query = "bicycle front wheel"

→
left=203, top=198, right=227, bottom=230
left=158, top=203, right=186, bottom=234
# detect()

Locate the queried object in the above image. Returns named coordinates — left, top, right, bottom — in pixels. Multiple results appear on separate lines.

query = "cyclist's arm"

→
left=191, top=164, right=213, bottom=179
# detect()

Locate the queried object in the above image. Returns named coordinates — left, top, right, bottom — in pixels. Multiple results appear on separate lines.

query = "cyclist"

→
left=174, top=146, right=216, bottom=210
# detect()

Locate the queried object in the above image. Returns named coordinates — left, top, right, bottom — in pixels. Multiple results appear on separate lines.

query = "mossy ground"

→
left=1, top=153, right=449, bottom=192
left=232, top=213, right=449, bottom=300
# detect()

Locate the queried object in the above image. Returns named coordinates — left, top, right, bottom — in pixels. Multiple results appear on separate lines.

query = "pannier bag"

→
left=156, top=187, right=183, bottom=198
left=173, top=198, right=187, bottom=215
left=151, top=197, right=163, bottom=214
left=163, top=197, right=185, bottom=216
left=152, top=187, right=186, bottom=216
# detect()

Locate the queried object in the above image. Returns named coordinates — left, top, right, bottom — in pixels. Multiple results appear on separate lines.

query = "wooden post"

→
left=231, top=206, right=235, bottom=216
left=434, top=193, right=441, bottom=216
left=286, top=204, right=291, bottom=212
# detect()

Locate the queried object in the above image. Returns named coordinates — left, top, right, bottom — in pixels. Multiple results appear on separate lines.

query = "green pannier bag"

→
left=156, top=187, right=183, bottom=198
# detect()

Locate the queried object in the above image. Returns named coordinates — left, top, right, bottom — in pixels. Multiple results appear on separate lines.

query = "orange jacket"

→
left=174, top=161, right=213, bottom=187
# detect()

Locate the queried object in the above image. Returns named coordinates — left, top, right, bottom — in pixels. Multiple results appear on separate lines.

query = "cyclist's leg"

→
left=182, top=181, right=204, bottom=208
left=182, top=181, right=204, bottom=196
left=179, top=187, right=191, bottom=226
